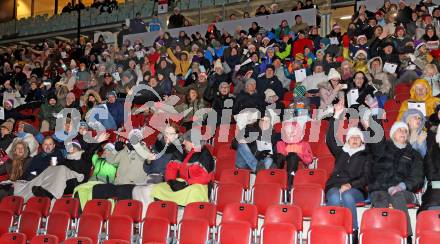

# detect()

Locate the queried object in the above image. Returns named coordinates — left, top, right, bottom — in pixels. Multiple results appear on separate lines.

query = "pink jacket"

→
left=276, top=141, right=313, bottom=164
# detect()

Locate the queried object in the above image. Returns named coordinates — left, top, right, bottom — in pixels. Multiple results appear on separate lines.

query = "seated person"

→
left=368, top=122, right=424, bottom=243
left=325, top=102, right=371, bottom=242
left=234, top=116, right=277, bottom=173
left=401, top=109, right=427, bottom=158
left=275, top=121, right=313, bottom=189
left=151, top=128, right=214, bottom=206
left=397, top=79, right=440, bottom=120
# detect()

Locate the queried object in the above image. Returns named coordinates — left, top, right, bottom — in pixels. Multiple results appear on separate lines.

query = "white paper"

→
left=256, top=140, right=273, bottom=154
left=112, top=72, right=121, bottom=81
left=61, top=51, right=67, bottom=59
left=136, top=51, right=144, bottom=59
left=347, top=89, right=359, bottom=107
left=294, top=68, right=307, bottom=82
left=234, top=65, right=241, bottom=72
left=383, top=62, right=398, bottom=74
left=408, top=102, right=426, bottom=116
left=330, top=37, right=339, bottom=45
left=0, top=107, right=4, bottom=120
left=429, top=6, right=437, bottom=15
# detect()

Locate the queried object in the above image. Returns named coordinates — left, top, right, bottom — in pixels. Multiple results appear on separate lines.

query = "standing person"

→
left=130, top=12, right=147, bottom=34
left=326, top=102, right=370, bottom=243
left=168, top=7, right=185, bottom=29
left=368, top=122, right=424, bottom=244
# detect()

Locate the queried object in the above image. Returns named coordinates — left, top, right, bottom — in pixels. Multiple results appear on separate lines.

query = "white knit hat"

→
left=346, top=127, right=364, bottom=143
left=390, top=121, right=409, bottom=139
left=327, top=68, right=341, bottom=80
left=354, top=49, right=368, bottom=59
left=214, top=59, right=223, bottom=70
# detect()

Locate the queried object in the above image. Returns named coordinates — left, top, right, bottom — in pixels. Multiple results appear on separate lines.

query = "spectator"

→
left=176, top=88, right=205, bottom=130
left=401, top=109, right=427, bottom=158
left=369, top=122, right=424, bottom=243
left=275, top=121, right=313, bottom=189
left=106, top=91, right=124, bottom=128
left=256, top=65, right=284, bottom=100
left=61, top=2, right=74, bottom=13
left=38, top=94, right=63, bottom=132
left=326, top=102, right=370, bottom=242
left=0, top=119, right=16, bottom=151
left=148, top=13, right=163, bottom=32
left=291, top=15, right=309, bottom=33
left=398, top=79, right=440, bottom=120
left=151, top=128, right=214, bottom=206
left=255, top=5, right=270, bottom=16
left=130, top=12, right=147, bottom=34
left=168, top=7, right=185, bottom=29
left=318, top=68, right=345, bottom=118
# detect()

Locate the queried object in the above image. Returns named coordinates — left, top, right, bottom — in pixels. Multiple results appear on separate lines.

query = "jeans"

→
left=326, top=187, right=365, bottom=230
left=235, top=143, right=272, bottom=171
left=370, top=190, right=416, bottom=236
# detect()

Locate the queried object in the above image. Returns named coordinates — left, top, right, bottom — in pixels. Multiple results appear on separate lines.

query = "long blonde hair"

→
left=9, top=140, right=29, bottom=181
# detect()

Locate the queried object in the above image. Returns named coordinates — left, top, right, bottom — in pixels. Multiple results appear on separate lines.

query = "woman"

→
left=422, top=64, right=440, bottom=97
left=422, top=24, right=439, bottom=51
left=401, top=109, right=427, bottom=158
left=176, top=88, right=205, bottom=131
left=0, top=119, right=16, bottom=151
left=0, top=140, right=31, bottom=199
left=397, top=79, right=440, bottom=120
left=326, top=102, right=370, bottom=241
left=248, top=22, right=261, bottom=37
left=151, top=128, right=214, bottom=206
left=234, top=116, right=276, bottom=173
left=346, top=71, right=376, bottom=109
left=275, top=121, right=313, bottom=189
left=318, top=68, right=345, bottom=118
left=368, top=122, right=424, bottom=243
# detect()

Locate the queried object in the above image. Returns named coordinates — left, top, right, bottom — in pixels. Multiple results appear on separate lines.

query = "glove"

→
left=168, top=180, right=188, bottom=192
left=115, top=141, right=125, bottom=151
left=255, top=150, right=271, bottom=160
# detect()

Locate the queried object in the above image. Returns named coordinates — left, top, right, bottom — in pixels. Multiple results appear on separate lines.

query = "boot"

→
left=32, top=186, right=54, bottom=199
left=352, top=230, right=358, bottom=244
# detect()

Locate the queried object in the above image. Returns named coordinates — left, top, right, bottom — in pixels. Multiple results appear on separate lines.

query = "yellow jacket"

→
left=167, top=48, right=191, bottom=76
left=397, top=79, right=440, bottom=120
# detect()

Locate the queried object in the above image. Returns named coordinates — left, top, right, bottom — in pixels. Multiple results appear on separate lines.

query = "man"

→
left=23, top=137, right=64, bottom=180
left=106, top=91, right=124, bottom=128
left=256, top=65, right=284, bottom=100
left=291, top=15, right=309, bottom=33
left=130, top=12, right=147, bottom=34
left=168, top=7, right=185, bottom=29
left=273, top=57, right=291, bottom=90
left=0, top=119, right=15, bottom=151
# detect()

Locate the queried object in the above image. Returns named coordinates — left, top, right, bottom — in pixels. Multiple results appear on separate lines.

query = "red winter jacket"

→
left=292, top=38, right=314, bottom=57
left=165, top=153, right=212, bottom=185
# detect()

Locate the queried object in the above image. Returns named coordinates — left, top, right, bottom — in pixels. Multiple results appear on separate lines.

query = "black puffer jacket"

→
left=420, top=130, right=440, bottom=212
left=368, top=140, right=424, bottom=193
left=325, top=118, right=371, bottom=194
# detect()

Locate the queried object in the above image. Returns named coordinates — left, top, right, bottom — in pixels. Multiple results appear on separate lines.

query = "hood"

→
left=401, top=109, right=426, bottom=134
left=82, top=89, right=102, bottom=104
left=367, top=56, right=383, bottom=74
left=410, top=79, right=433, bottom=101
left=317, top=80, right=332, bottom=89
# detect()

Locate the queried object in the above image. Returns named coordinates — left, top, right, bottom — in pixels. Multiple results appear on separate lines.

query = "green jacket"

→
left=38, top=103, right=63, bottom=130
left=90, top=154, right=118, bottom=183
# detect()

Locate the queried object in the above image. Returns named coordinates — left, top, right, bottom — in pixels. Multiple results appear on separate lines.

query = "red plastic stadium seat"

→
left=182, top=202, right=217, bottom=227
left=316, top=156, right=335, bottom=177
left=215, top=183, right=244, bottom=213
left=107, top=215, right=133, bottom=242
left=0, top=196, right=24, bottom=216
left=307, top=225, right=348, bottom=244
left=416, top=210, right=440, bottom=237
left=178, top=219, right=209, bottom=244
left=264, top=204, right=303, bottom=232
left=293, top=169, right=328, bottom=188
left=217, top=221, right=252, bottom=244
left=360, top=208, right=407, bottom=238
left=82, top=199, right=112, bottom=221
left=291, top=184, right=324, bottom=218
left=214, top=156, right=236, bottom=181
left=260, top=223, right=297, bottom=244
left=103, top=240, right=130, bottom=244
left=255, top=169, right=288, bottom=190
left=251, top=183, right=283, bottom=215
left=310, top=206, right=353, bottom=234
left=360, top=229, right=403, bottom=244
left=46, top=212, right=70, bottom=241
left=52, top=198, right=79, bottom=220
left=112, top=199, right=143, bottom=223
left=141, top=217, right=169, bottom=244
left=219, top=168, right=251, bottom=190
left=25, top=196, right=51, bottom=217
left=222, top=203, right=258, bottom=230
left=1, top=232, right=26, bottom=244
left=145, top=201, right=178, bottom=226
left=77, top=214, right=103, bottom=244
left=30, top=235, right=59, bottom=244
left=64, top=237, right=93, bottom=244
left=0, top=210, right=14, bottom=236
left=18, top=210, right=42, bottom=241
left=417, top=232, right=440, bottom=244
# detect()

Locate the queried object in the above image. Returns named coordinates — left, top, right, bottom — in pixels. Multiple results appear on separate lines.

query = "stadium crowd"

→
left=1, top=0, right=440, bottom=243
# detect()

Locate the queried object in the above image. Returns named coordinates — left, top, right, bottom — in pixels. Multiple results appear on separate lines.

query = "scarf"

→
left=342, top=144, right=365, bottom=156
left=67, top=151, right=83, bottom=160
